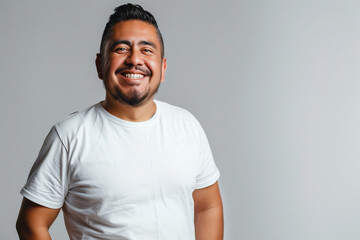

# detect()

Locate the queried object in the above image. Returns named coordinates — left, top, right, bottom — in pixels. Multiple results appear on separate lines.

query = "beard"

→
left=104, top=79, right=161, bottom=107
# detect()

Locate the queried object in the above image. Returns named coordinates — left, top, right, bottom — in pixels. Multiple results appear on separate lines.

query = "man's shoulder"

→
left=53, top=103, right=100, bottom=140
left=156, top=100, right=198, bottom=123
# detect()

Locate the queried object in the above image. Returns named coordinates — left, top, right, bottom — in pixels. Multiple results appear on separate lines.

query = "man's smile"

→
left=115, top=67, right=152, bottom=82
left=121, top=73, right=145, bottom=79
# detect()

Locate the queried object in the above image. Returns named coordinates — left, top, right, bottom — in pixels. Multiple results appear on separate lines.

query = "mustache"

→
left=115, top=66, right=152, bottom=76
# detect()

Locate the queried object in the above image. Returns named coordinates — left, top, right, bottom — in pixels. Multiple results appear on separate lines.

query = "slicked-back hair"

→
left=99, top=3, right=164, bottom=60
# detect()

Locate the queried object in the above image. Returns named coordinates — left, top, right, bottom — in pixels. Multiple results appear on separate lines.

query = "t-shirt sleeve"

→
left=20, top=126, right=68, bottom=209
left=194, top=122, right=220, bottom=189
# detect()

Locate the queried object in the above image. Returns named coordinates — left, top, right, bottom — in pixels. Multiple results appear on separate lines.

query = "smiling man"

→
left=16, top=4, right=223, bottom=240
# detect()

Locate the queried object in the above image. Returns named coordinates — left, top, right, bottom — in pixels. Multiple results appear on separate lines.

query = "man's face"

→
left=97, top=20, right=166, bottom=107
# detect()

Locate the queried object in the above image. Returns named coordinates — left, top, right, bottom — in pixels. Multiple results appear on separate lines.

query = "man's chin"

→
left=113, top=92, right=150, bottom=107
left=107, top=83, right=159, bottom=107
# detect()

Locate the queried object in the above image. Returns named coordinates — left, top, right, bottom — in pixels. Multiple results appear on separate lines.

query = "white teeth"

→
left=124, top=73, right=144, bottom=79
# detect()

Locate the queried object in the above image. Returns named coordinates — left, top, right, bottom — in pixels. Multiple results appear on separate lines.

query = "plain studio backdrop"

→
left=1, top=0, right=360, bottom=239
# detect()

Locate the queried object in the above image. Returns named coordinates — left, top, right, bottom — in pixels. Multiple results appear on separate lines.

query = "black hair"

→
left=100, top=3, right=164, bottom=59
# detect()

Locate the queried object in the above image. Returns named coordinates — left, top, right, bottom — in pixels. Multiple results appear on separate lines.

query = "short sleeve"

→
left=20, top=126, right=68, bottom=209
left=194, top=122, right=220, bottom=189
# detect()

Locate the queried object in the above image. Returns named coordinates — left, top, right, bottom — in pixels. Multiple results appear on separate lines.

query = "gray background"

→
left=1, top=0, right=360, bottom=239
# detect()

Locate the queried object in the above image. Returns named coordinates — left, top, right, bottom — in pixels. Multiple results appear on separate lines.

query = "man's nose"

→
left=125, top=49, right=144, bottom=66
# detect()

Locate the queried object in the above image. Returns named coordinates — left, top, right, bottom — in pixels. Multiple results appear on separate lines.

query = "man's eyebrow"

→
left=110, top=40, right=131, bottom=51
left=138, top=40, right=157, bottom=49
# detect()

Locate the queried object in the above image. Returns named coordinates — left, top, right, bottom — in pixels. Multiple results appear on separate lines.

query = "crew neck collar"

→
left=96, top=100, right=160, bottom=128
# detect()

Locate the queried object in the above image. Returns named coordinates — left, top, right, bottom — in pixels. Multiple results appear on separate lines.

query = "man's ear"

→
left=160, top=58, right=167, bottom=83
left=95, top=53, right=103, bottom=80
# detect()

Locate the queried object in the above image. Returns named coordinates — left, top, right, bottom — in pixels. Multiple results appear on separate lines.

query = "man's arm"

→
left=193, top=181, right=224, bottom=240
left=16, top=198, right=60, bottom=240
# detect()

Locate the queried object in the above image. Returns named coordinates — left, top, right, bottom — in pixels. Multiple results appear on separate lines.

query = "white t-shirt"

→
left=21, top=100, right=220, bottom=240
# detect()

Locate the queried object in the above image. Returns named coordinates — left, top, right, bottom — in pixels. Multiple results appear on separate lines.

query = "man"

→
left=16, top=4, right=223, bottom=240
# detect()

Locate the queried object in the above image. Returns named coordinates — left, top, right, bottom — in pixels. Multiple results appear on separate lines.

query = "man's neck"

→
left=101, top=96, right=156, bottom=122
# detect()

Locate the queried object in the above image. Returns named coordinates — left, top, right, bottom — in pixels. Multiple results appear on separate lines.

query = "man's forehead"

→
left=111, top=20, right=158, bottom=39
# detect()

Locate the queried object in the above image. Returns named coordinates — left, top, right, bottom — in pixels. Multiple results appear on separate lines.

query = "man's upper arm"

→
left=193, top=182, right=224, bottom=240
left=16, top=198, right=61, bottom=239
left=193, top=181, right=223, bottom=212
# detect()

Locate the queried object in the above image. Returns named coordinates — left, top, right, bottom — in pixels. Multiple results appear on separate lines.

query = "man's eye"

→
left=113, top=47, right=129, bottom=53
left=142, top=48, right=153, bottom=54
